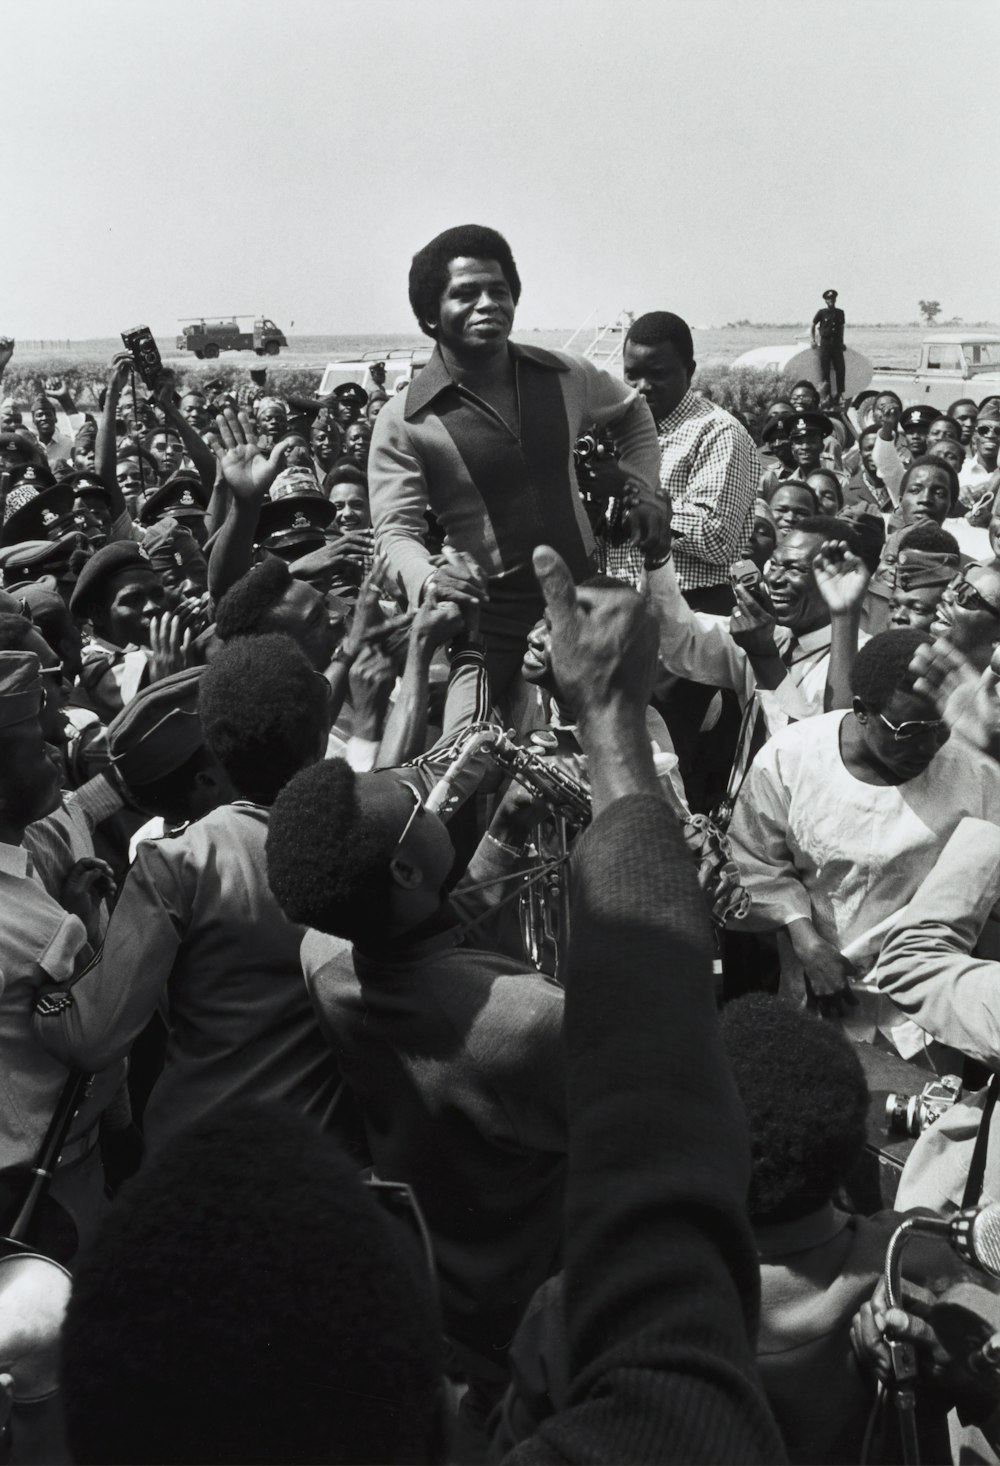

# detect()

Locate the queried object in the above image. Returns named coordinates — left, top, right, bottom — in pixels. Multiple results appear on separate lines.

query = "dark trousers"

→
left=819, top=341, right=846, bottom=397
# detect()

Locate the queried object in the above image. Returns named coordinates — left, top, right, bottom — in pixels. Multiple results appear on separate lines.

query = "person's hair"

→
left=267, top=758, right=396, bottom=944
left=897, top=522, right=961, bottom=556
left=793, top=515, right=862, bottom=556
left=721, top=994, right=869, bottom=1223
left=789, top=379, right=820, bottom=402
left=858, top=424, right=879, bottom=446
left=408, top=224, right=521, bottom=337
left=762, top=479, right=819, bottom=511
left=899, top=454, right=960, bottom=507
left=805, top=468, right=843, bottom=508
left=929, top=417, right=962, bottom=441
left=0, top=611, right=35, bottom=652
left=60, top=1102, right=442, bottom=1466
left=834, top=514, right=884, bottom=574
left=126, top=745, right=216, bottom=821
left=116, top=446, right=159, bottom=472
left=323, top=460, right=370, bottom=493
left=214, top=557, right=293, bottom=641
left=947, top=397, right=978, bottom=416
left=199, top=634, right=327, bottom=804
left=850, top=628, right=930, bottom=713
left=874, top=389, right=903, bottom=410
left=625, top=312, right=695, bottom=371
left=144, top=425, right=182, bottom=448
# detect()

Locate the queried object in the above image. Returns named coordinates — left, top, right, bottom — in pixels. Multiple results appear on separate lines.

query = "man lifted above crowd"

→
left=368, top=223, right=670, bottom=697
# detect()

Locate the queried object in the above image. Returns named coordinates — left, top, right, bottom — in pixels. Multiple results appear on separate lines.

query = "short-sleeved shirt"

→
left=812, top=307, right=846, bottom=344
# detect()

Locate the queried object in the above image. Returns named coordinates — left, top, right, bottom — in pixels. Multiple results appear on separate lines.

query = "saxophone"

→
left=426, top=722, right=750, bottom=977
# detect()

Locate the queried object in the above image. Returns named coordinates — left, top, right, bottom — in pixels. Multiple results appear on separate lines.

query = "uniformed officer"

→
left=810, top=289, right=846, bottom=404
left=899, top=404, right=942, bottom=460
left=137, top=472, right=210, bottom=546
left=0, top=650, right=121, bottom=1256
left=69, top=542, right=166, bottom=721
left=255, top=492, right=336, bottom=563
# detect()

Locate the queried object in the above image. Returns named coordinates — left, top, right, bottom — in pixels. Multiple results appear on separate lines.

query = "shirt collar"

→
left=655, top=388, right=698, bottom=436
left=403, top=341, right=570, bottom=420
left=0, top=841, right=32, bottom=879
left=755, top=1202, right=850, bottom=1259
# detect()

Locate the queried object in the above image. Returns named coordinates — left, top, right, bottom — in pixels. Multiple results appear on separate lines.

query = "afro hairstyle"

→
left=897, top=522, right=961, bottom=556
left=267, top=757, right=399, bottom=944
left=899, top=454, right=960, bottom=508
left=721, top=994, right=869, bottom=1223
left=198, top=632, right=328, bottom=803
left=850, top=627, right=931, bottom=714
left=60, top=1102, right=443, bottom=1465
left=214, top=555, right=293, bottom=642
left=408, top=224, right=521, bottom=338
left=624, top=312, right=695, bottom=372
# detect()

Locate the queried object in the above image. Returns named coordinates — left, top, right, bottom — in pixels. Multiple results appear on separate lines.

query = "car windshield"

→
left=966, top=342, right=1000, bottom=370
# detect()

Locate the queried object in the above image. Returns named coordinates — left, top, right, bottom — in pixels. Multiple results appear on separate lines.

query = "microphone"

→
left=948, top=1203, right=1000, bottom=1279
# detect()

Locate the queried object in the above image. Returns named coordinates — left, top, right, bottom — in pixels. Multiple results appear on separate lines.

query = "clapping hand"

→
left=147, top=610, right=195, bottom=682
left=210, top=407, right=292, bottom=503
left=910, top=638, right=1000, bottom=759
left=813, top=539, right=870, bottom=616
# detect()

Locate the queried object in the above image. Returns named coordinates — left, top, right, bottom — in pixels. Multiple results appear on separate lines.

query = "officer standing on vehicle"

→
left=811, top=289, right=846, bottom=406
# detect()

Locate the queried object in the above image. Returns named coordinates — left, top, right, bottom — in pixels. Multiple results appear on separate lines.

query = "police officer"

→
left=811, top=289, right=846, bottom=405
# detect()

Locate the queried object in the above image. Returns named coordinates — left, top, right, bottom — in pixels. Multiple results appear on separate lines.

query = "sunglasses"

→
left=877, top=711, right=946, bottom=742
left=951, top=575, right=1000, bottom=620
left=976, top=423, right=1000, bottom=439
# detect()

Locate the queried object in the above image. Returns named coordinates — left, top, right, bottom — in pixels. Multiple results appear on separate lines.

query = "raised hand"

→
left=147, top=610, right=194, bottom=683
left=412, top=596, right=464, bottom=652
left=533, top=543, right=658, bottom=723
left=813, top=538, right=870, bottom=616
left=348, top=642, right=395, bottom=740
left=211, top=407, right=291, bottom=503
left=910, top=638, right=1000, bottom=758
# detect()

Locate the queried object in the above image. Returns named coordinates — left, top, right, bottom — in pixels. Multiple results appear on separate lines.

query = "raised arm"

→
left=813, top=539, right=870, bottom=710
left=95, top=354, right=131, bottom=522
left=376, top=597, right=463, bottom=768
left=206, top=409, right=290, bottom=601
left=512, top=547, right=782, bottom=1462
left=154, top=372, right=218, bottom=497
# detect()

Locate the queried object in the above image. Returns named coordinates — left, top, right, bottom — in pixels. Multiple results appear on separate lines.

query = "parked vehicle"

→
left=176, top=316, right=288, bottom=359
left=317, top=348, right=432, bottom=398
left=870, top=335, right=1000, bottom=410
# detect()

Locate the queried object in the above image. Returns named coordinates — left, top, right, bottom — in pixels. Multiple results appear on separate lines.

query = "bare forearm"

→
left=376, top=642, right=434, bottom=768
left=96, top=378, right=126, bottom=518
left=825, top=610, right=861, bottom=710
left=207, top=500, right=260, bottom=601
left=161, top=400, right=216, bottom=495
left=576, top=703, right=661, bottom=816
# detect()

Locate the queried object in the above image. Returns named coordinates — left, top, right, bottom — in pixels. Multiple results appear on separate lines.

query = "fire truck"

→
left=175, top=315, right=288, bottom=359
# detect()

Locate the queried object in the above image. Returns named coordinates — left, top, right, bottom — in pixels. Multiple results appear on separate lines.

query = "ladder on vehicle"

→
left=562, top=308, right=634, bottom=371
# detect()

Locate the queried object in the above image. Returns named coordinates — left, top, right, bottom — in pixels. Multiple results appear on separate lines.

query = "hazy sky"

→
left=5, top=0, right=998, bottom=338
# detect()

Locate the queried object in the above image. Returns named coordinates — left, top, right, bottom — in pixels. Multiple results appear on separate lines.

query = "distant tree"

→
left=918, top=299, right=942, bottom=325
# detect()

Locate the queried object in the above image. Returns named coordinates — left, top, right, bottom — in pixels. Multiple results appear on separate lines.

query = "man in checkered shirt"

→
left=608, top=312, right=758, bottom=802
left=605, top=311, right=757, bottom=603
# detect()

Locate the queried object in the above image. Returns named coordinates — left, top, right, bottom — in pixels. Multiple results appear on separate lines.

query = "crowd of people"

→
left=1, top=224, right=999, bottom=1464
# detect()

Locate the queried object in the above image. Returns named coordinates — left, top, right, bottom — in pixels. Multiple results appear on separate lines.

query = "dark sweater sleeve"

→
left=507, top=795, right=784, bottom=1464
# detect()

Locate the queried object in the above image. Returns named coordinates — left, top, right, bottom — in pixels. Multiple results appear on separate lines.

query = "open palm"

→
left=212, top=407, right=289, bottom=502
left=813, top=540, right=870, bottom=614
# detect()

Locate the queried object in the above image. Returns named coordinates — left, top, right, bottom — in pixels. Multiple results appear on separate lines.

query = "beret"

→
left=141, top=516, right=207, bottom=577
left=69, top=541, right=152, bottom=617
left=761, top=414, right=796, bottom=444
left=0, top=649, right=42, bottom=729
left=108, top=665, right=206, bottom=786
